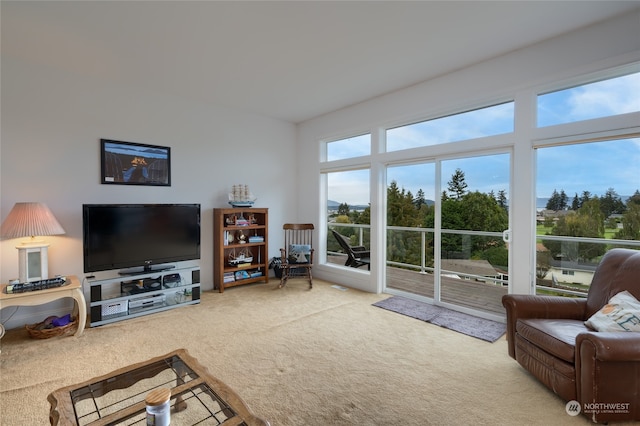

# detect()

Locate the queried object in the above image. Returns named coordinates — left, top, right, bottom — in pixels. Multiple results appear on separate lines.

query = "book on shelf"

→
left=248, top=236, right=264, bottom=243
left=234, top=270, right=250, bottom=280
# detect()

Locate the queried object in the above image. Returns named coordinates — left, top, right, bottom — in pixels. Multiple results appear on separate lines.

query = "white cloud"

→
left=568, top=73, right=640, bottom=119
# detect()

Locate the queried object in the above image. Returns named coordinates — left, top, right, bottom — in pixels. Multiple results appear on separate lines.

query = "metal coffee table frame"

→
left=48, top=349, right=268, bottom=426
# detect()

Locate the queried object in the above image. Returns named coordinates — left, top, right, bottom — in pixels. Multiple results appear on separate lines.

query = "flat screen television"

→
left=83, top=204, right=201, bottom=274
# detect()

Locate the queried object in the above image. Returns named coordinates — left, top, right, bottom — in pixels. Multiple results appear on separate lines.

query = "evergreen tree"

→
left=387, top=181, right=420, bottom=227
left=337, top=202, right=350, bottom=216
left=414, top=189, right=427, bottom=209
left=546, top=189, right=561, bottom=210
left=571, top=193, right=580, bottom=210
left=580, top=191, right=591, bottom=207
left=387, top=181, right=422, bottom=265
left=497, top=189, right=508, bottom=212
left=546, top=189, right=568, bottom=211
left=628, top=190, right=640, bottom=206
left=447, top=168, right=468, bottom=199
left=600, top=187, right=626, bottom=218
left=559, top=190, right=568, bottom=210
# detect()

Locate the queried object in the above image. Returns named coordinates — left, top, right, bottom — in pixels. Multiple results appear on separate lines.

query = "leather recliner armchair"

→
left=502, top=248, right=640, bottom=423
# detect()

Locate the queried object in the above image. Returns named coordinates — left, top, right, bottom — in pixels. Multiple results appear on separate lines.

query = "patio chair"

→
left=331, top=230, right=370, bottom=270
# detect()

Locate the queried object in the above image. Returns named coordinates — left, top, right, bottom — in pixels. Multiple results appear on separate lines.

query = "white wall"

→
left=298, top=11, right=640, bottom=294
left=1, top=56, right=297, bottom=329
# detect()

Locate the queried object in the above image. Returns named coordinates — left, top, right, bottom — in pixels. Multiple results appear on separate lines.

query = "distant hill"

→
left=328, top=200, right=369, bottom=211
left=537, top=195, right=632, bottom=210
left=330, top=196, right=629, bottom=211
left=328, top=199, right=435, bottom=210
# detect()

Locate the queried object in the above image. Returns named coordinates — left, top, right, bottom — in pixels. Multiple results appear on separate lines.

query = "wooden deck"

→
left=328, top=255, right=507, bottom=317
left=385, top=266, right=507, bottom=316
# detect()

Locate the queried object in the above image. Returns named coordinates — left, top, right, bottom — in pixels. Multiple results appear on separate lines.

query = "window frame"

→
left=313, top=60, right=640, bottom=300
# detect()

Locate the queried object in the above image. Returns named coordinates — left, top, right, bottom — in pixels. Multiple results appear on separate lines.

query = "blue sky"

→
left=328, top=72, right=640, bottom=206
left=536, top=138, right=640, bottom=199
left=105, top=141, right=168, bottom=160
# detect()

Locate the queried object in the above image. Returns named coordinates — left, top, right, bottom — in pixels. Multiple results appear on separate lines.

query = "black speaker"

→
left=192, top=286, right=200, bottom=301
left=90, top=286, right=102, bottom=303
left=91, top=305, right=102, bottom=323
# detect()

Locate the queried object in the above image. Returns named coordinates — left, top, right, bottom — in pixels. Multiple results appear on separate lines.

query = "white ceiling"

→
left=2, top=1, right=639, bottom=123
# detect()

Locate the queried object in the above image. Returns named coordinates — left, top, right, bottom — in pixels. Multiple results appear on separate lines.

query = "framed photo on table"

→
left=100, top=139, right=171, bottom=186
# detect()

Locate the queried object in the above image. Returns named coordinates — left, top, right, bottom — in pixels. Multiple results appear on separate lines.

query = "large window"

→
left=386, top=102, right=514, bottom=151
left=535, top=138, right=640, bottom=295
left=537, top=72, right=640, bottom=127
left=317, top=61, right=639, bottom=312
left=325, top=169, right=370, bottom=269
left=326, top=134, right=371, bottom=161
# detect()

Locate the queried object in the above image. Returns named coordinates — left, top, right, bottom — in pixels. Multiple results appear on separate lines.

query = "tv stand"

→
left=87, top=263, right=200, bottom=327
left=118, top=264, right=176, bottom=276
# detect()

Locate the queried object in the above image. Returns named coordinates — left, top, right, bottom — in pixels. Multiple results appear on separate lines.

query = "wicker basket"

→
left=26, top=317, right=78, bottom=339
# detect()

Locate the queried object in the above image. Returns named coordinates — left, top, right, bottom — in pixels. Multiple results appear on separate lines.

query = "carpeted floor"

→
left=372, top=296, right=506, bottom=342
left=0, top=279, right=620, bottom=425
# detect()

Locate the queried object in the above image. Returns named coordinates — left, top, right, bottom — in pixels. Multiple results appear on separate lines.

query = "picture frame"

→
left=100, top=139, right=171, bottom=186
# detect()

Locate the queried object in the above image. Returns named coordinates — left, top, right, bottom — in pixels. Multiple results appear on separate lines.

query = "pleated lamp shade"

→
left=1, top=202, right=65, bottom=239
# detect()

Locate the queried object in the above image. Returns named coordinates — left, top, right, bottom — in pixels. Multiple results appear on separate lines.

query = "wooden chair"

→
left=279, top=224, right=314, bottom=289
left=331, top=230, right=370, bottom=270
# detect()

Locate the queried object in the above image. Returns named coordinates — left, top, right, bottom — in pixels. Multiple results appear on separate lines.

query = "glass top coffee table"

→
left=48, top=349, right=269, bottom=426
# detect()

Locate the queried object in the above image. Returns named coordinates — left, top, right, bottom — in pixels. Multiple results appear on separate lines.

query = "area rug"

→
left=373, top=296, right=506, bottom=342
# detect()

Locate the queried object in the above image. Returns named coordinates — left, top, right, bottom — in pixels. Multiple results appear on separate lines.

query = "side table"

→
left=0, top=275, right=86, bottom=337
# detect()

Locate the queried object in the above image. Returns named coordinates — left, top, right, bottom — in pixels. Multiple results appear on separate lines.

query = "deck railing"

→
left=327, top=223, right=640, bottom=297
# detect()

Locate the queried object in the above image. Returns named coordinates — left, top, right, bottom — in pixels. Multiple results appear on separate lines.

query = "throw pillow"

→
left=288, top=244, right=311, bottom=264
left=585, top=290, right=640, bottom=332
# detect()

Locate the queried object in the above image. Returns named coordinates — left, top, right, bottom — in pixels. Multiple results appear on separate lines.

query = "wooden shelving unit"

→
left=213, top=208, right=269, bottom=292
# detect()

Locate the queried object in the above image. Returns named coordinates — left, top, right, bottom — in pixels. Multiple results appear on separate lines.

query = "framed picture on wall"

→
left=100, top=139, right=171, bottom=186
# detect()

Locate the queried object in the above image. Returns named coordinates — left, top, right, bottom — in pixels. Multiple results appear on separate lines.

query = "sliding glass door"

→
left=439, top=154, right=510, bottom=316
left=386, top=162, right=436, bottom=299
left=386, top=152, right=510, bottom=318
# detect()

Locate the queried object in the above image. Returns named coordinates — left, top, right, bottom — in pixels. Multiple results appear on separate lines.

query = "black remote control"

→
left=4, top=276, right=67, bottom=294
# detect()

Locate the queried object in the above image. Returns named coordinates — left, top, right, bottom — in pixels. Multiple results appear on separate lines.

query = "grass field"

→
left=536, top=224, right=618, bottom=239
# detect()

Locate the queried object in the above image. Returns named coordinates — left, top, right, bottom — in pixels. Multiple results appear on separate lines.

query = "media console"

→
left=87, top=262, right=200, bottom=327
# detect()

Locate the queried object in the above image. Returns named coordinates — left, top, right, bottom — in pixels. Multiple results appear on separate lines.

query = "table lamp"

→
left=1, top=202, right=65, bottom=283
